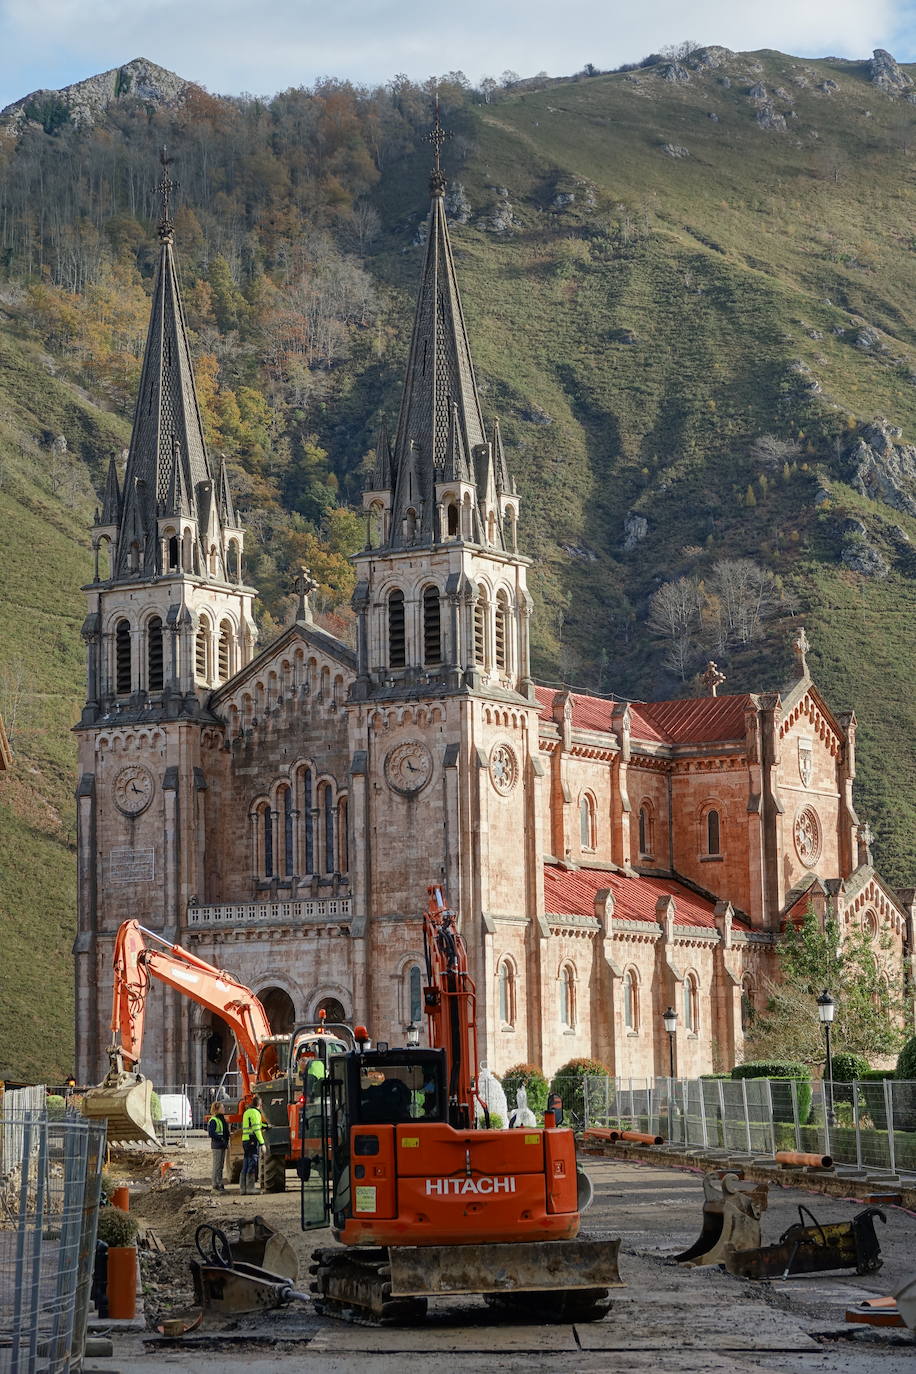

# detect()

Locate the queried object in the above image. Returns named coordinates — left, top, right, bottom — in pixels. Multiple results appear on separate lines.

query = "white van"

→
left=157, top=1093, right=193, bottom=1128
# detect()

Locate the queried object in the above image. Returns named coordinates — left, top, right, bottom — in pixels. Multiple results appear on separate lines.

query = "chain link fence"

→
left=549, top=1075, right=916, bottom=1175
left=0, top=1107, right=105, bottom=1373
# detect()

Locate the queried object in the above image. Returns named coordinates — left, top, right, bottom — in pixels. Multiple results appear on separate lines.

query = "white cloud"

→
left=0, top=0, right=910, bottom=107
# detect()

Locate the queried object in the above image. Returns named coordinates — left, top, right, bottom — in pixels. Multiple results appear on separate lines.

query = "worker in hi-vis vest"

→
left=240, top=1094, right=266, bottom=1194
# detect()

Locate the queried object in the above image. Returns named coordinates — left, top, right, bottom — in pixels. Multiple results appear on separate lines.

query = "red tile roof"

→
left=543, top=863, right=751, bottom=932
left=533, top=685, right=751, bottom=746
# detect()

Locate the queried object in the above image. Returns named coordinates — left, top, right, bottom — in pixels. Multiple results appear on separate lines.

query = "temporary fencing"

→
left=550, top=1075, right=916, bottom=1175
left=0, top=1105, right=105, bottom=1373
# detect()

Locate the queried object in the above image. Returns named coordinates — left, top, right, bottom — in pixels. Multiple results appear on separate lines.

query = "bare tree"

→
left=0, top=656, right=28, bottom=743
left=750, top=433, right=802, bottom=469
left=706, top=559, right=779, bottom=648
left=660, top=39, right=702, bottom=62
left=648, top=576, right=703, bottom=681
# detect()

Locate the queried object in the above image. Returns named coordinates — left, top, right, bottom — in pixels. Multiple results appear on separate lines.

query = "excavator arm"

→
left=422, top=886, right=481, bottom=1129
left=83, top=919, right=273, bottom=1143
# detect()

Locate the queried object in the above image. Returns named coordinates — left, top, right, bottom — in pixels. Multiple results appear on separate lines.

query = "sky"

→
left=2, top=0, right=916, bottom=110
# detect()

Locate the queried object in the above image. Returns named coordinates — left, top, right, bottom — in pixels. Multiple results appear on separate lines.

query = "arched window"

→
left=317, top=996, right=347, bottom=1024
left=446, top=501, right=459, bottom=537
left=560, top=964, right=576, bottom=1028
left=740, top=976, right=755, bottom=1033
left=498, top=959, right=516, bottom=1027
left=388, top=590, right=406, bottom=668
left=580, top=793, right=596, bottom=850
left=147, top=616, right=164, bottom=693
left=404, top=507, right=418, bottom=541
left=115, top=619, right=132, bottom=695
left=638, top=803, right=653, bottom=858
left=195, top=624, right=209, bottom=683
left=624, top=969, right=638, bottom=1031
left=369, top=501, right=385, bottom=547
left=218, top=620, right=232, bottom=683
left=300, top=767, right=315, bottom=874
left=473, top=589, right=487, bottom=666
left=278, top=784, right=293, bottom=877
left=227, top=539, right=240, bottom=581
left=683, top=973, right=698, bottom=1033
left=423, top=586, right=441, bottom=665
left=318, top=782, right=335, bottom=874
left=495, top=591, right=510, bottom=672
left=408, top=965, right=422, bottom=1024
left=337, top=795, right=348, bottom=873
left=257, top=801, right=273, bottom=879
left=167, top=534, right=180, bottom=571
left=706, top=809, right=721, bottom=856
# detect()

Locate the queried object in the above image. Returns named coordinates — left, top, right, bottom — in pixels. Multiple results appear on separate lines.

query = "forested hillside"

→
left=2, top=46, right=916, bottom=1076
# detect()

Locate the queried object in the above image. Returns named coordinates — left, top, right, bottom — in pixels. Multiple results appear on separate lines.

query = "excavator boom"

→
left=82, top=920, right=272, bottom=1144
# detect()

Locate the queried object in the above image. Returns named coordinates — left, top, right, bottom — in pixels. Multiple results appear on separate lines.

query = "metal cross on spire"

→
left=157, top=145, right=177, bottom=241
left=427, top=96, right=449, bottom=196
left=293, top=565, right=318, bottom=623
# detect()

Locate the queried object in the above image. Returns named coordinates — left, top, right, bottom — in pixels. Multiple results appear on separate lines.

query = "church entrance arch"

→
left=258, top=986, right=296, bottom=1034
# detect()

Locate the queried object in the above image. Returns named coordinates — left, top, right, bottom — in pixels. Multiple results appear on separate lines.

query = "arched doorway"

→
left=259, top=986, right=296, bottom=1034
left=315, top=997, right=346, bottom=1025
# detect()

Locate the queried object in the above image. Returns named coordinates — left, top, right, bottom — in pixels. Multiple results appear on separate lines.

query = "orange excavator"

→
left=302, top=886, right=622, bottom=1321
left=81, top=921, right=351, bottom=1192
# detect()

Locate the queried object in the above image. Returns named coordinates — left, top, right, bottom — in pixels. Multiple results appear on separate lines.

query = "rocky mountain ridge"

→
left=0, top=57, right=191, bottom=135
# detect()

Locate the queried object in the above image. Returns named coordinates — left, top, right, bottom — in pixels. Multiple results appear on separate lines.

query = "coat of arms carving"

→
left=798, top=737, right=813, bottom=788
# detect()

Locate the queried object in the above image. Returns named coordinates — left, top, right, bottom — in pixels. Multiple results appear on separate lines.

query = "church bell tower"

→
left=74, top=151, right=257, bottom=1084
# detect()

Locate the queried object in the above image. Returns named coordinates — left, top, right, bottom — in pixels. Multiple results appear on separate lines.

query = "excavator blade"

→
left=387, top=1237, right=623, bottom=1298
left=81, top=1072, right=158, bottom=1145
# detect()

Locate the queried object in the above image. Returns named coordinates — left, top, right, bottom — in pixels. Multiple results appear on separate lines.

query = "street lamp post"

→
left=662, top=1007, right=677, bottom=1079
left=405, top=1022, right=420, bottom=1048
left=816, top=990, right=835, bottom=1127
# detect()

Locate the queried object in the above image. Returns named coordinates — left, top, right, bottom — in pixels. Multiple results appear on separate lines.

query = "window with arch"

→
left=337, top=795, right=349, bottom=873
left=404, top=507, right=418, bottom=541
left=740, top=975, right=755, bottom=1033
left=580, top=793, right=597, bottom=851
left=300, top=766, right=315, bottom=874
left=494, top=590, right=510, bottom=672
left=446, top=501, right=459, bottom=537
left=147, top=616, right=164, bottom=693
left=624, top=969, right=639, bottom=1031
left=683, top=973, right=699, bottom=1033
left=638, top=803, right=653, bottom=858
left=167, top=533, right=180, bottom=571
left=423, top=586, right=442, bottom=665
left=195, top=624, right=209, bottom=683
left=218, top=620, right=233, bottom=683
left=255, top=800, right=274, bottom=879
left=368, top=501, right=385, bottom=547
left=487, top=510, right=496, bottom=544
left=503, top=506, right=517, bottom=552
left=115, top=619, right=132, bottom=695
left=388, top=590, right=406, bottom=668
left=705, top=808, right=721, bottom=857
left=559, top=964, right=576, bottom=1029
left=497, top=959, right=516, bottom=1028
left=318, top=782, right=335, bottom=874
left=277, top=784, right=294, bottom=878
left=227, top=539, right=240, bottom=581
left=408, top=965, right=423, bottom=1025
left=473, top=589, right=488, bottom=666
left=317, top=996, right=347, bottom=1024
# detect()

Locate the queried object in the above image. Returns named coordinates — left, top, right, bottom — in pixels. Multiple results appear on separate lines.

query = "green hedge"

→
left=501, top=1064, right=549, bottom=1116
left=774, top=1123, right=916, bottom=1171
left=832, top=1053, right=870, bottom=1104
left=732, top=1062, right=811, bottom=1125
left=897, top=1035, right=916, bottom=1080
left=550, top=1059, right=611, bottom=1127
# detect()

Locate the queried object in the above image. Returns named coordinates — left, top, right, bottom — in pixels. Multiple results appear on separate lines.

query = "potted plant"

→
left=96, top=1206, right=140, bottom=1319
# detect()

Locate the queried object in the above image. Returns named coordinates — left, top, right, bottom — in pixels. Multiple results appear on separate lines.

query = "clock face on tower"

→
left=113, top=764, right=155, bottom=816
left=384, top=741, right=433, bottom=796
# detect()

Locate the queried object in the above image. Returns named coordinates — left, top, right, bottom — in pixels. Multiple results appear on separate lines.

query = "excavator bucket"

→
left=81, top=1071, right=158, bottom=1145
left=674, top=1172, right=768, bottom=1267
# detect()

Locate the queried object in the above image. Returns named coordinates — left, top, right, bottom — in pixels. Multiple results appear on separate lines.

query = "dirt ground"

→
left=95, top=1135, right=916, bottom=1374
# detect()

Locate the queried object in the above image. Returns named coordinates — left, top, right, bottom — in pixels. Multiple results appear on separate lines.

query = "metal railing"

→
left=0, top=1109, right=106, bottom=1373
left=561, top=1075, right=916, bottom=1175
left=0, top=1086, right=47, bottom=1178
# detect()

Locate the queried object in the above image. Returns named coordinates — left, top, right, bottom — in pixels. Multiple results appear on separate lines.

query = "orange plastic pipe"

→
left=111, top=1186, right=129, bottom=1210
left=610, top=1130, right=665, bottom=1145
left=775, top=1149, right=833, bottom=1168
left=107, top=1246, right=137, bottom=1319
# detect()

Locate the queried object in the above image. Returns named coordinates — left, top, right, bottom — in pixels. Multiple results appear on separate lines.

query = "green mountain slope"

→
left=2, top=47, right=916, bottom=1076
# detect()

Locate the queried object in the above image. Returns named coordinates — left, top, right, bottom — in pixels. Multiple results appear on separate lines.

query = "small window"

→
left=115, top=619, right=132, bottom=695
left=337, top=795, right=348, bottom=873
left=261, top=802, right=274, bottom=878
left=683, top=974, right=698, bottom=1033
left=495, top=591, right=510, bottom=672
left=474, top=591, right=487, bottom=666
left=638, top=803, right=653, bottom=857
left=624, top=970, right=638, bottom=1031
left=498, top=959, right=515, bottom=1027
left=706, top=809, right=721, bottom=856
left=423, top=586, right=441, bottom=665
left=195, top=626, right=208, bottom=683
left=408, top=965, right=422, bottom=1024
left=167, top=535, right=180, bottom=571
left=560, top=964, right=576, bottom=1029
left=148, top=616, right=164, bottom=693
left=301, top=767, right=315, bottom=874
left=447, top=502, right=459, bottom=537
left=740, top=977, right=755, bottom=1033
left=388, top=590, right=406, bottom=668
left=218, top=621, right=232, bottom=683
left=279, top=785, right=293, bottom=877
left=580, top=793, right=596, bottom=850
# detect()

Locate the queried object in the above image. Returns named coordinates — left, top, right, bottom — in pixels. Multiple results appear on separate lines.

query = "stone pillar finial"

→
left=293, top=565, right=318, bottom=624
left=793, top=625, right=810, bottom=678
left=702, top=661, right=726, bottom=696
left=857, top=820, right=874, bottom=868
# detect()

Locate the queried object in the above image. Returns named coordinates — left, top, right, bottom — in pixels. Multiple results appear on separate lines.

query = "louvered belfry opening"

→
left=423, top=586, right=441, bottom=665
left=115, top=619, right=132, bottom=694
left=473, top=593, right=486, bottom=666
left=388, top=590, right=406, bottom=667
left=148, top=616, right=164, bottom=692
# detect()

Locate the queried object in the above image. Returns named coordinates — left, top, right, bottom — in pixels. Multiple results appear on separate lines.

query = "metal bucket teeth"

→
left=81, top=1074, right=158, bottom=1145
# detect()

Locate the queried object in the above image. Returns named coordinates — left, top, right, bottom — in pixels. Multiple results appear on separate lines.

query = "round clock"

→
left=384, top=741, right=433, bottom=796
left=113, top=764, right=155, bottom=816
left=489, top=743, right=518, bottom=795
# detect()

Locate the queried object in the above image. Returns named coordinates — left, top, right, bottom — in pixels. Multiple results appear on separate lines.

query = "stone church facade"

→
left=74, top=158, right=915, bottom=1091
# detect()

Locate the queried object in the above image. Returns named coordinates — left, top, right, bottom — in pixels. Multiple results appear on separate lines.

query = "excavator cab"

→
left=300, top=1048, right=447, bottom=1231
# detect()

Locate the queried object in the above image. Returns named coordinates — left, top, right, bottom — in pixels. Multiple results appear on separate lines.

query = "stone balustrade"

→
left=186, top=897, right=352, bottom=928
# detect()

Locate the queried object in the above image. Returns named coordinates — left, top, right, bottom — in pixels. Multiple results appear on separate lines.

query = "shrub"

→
left=149, top=1091, right=162, bottom=1121
left=733, top=1061, right=811, bottom=1124
left=96, top=1206, right=139, bottom=1248
left=501, top=1064, right=549, bottom=1116
left=45, top=1094, right=66, bottom=1120
left=831, top=1052, right=870, bottom=1103
left=550, top=1058, right=611, bottom=1128
left=896, top=1035, right=916, bottom=1080
left=861, top=1068, right=893, bottom=1081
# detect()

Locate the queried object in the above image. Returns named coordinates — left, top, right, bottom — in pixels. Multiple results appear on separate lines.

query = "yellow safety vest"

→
left=242, top=1107, right=264, bottom=1143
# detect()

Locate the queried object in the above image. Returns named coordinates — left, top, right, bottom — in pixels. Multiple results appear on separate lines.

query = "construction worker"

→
left=207, top=1100, right=229, bottom=1192
left=240, top=1094, right=266, bottom=1194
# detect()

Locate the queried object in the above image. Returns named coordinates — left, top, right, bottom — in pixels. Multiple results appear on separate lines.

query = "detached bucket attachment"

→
left=675, top=1172, right=769, bottom=1268
left=81, top=1071, right=158, bottom=1145
left=724, top=1205, right=886, bottom=1280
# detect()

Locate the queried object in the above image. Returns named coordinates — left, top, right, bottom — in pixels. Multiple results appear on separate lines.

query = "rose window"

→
left=793, top=806, right=821, bottom=867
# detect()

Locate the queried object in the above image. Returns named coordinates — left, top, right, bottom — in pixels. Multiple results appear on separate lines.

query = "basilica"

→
left=74, top=151, right=914, bottom=1091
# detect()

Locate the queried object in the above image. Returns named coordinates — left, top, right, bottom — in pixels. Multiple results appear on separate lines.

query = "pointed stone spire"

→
left=113, top=147, right=223, bottom=580
left=100, top=453, right=122, bottom=525
left=216, top=456, right=237, bottom=527
left=386, top=112, right=488, bottom=546
left=443, top=401, right=471, bottom=483
left=371, top=417, right=393, bottom=490
left=491, top=418, right=513, bottom=495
